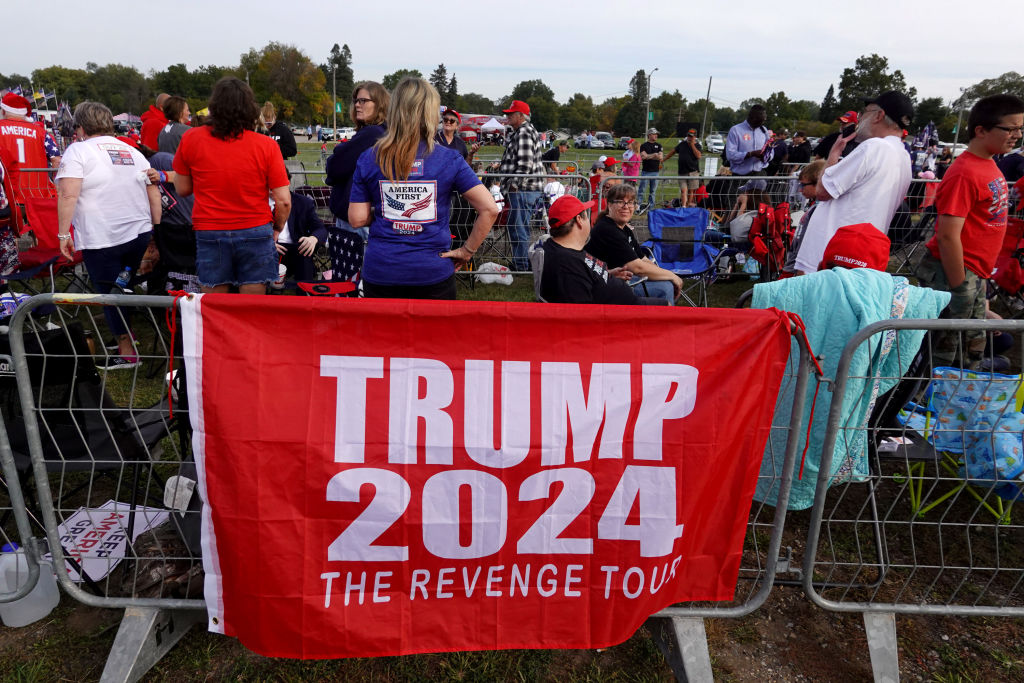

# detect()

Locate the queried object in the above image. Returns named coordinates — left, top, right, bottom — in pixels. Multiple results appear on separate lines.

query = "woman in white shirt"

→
left=56, top=101, right=161, bottom=370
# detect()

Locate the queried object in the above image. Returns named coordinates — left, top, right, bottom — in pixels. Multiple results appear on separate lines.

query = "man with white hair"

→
left=496, top=99, right=543, bottom=271
left=0, top=92, right=61, bottom=200
left=793, top=91, right=914, bottom=274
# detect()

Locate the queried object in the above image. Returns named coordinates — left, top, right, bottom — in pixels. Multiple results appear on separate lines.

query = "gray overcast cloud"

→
left=7, top=1, right=1021, bottom=108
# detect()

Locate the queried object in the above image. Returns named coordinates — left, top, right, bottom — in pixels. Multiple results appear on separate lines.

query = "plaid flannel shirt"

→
left=497, top=121, right=544, bottom=193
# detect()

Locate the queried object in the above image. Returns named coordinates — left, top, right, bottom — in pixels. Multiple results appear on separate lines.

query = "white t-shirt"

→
left=794, top=135, right=910, bottom=273
left=56, top=136, right=152, bottom=250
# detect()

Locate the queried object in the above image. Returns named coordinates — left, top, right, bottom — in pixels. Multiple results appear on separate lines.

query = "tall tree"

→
left=836, top=54, right=916, bottom=114
left=320, top=43, right=354, bottom=124
left=446, top=74, right=458, bottom=105
left=88, top=64, right=149, bottom=114
left=30, top=66, right=91, bottom=104
left=382, top=69, right=422, bottom=91
left=914, top=96, right=950, bottom=130
left=429, top=63, right=449, bottom=97
left=595, top=96, right=630, bottom=132
left=819, top=84, right=838, bottom=123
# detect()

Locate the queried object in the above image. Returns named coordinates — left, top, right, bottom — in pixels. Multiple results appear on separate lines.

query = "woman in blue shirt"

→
left=349, top=78, right=498, bottom=299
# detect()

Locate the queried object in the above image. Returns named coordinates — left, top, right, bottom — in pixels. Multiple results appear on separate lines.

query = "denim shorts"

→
left=195, top=223, right=277, bottom=287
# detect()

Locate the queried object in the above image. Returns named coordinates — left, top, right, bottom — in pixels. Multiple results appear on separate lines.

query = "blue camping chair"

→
left=642, top=207, right=722, bottom=306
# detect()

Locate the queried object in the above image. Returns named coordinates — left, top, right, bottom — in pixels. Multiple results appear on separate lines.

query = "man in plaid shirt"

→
left=496, top=100, right=543, bottom=271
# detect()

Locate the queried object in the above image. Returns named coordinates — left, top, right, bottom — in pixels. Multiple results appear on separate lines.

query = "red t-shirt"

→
left=927, top=150, right=1009, bottom=277
left=0, top=119, right=57, bottom=199
left=173, top=127, right=288, bottom=231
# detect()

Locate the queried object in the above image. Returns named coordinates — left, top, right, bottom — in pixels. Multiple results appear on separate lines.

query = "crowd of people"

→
left=0, top=77, right=1023, bottom=372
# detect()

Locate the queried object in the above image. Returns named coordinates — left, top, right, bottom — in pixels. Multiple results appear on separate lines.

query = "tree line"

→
left=3, top=47, right=1021, bottom=142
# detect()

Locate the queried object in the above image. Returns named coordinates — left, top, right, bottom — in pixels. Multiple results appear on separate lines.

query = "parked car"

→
left=337, top=127, right=356, bottom=141
left=705, top=133, right=725, bottom=154
left=290, top=125, right=306, bottom=136
left=574, top=133, right=603, bottom=149
left=321, top=127, right=335, bottom=140
left=594, top=132, right=615, bottom=148
left=618, top=136, right=632, bottom=149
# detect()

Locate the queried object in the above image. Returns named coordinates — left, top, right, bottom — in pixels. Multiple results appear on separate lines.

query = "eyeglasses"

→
left=993, top=125, right=1024, bottom=134
left=353, top=97, right=372, bottom=105
left=442, top=118, right=458, bottom=124
left=611, top=200, right=637, bottom=208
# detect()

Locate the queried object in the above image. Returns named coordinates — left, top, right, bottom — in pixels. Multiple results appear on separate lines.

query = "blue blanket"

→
left=753, top=268, right=950, bottom=509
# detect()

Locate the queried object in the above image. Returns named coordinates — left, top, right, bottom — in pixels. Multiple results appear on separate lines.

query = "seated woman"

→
left=585, top=183, right=682, bottom=304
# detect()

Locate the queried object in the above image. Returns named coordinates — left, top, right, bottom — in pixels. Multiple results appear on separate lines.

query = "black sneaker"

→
left=99, top=356, right=139, bottom=371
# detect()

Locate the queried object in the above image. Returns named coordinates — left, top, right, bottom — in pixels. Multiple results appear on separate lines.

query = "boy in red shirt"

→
left=918, top=94, right=1024, bottom=365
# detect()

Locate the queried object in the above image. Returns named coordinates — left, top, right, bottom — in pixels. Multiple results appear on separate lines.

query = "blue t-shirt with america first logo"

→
left=351, top=142, right=481, bottom=286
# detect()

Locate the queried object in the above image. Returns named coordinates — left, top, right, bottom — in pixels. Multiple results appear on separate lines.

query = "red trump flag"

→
left=180, top=295, right=794, bottom=658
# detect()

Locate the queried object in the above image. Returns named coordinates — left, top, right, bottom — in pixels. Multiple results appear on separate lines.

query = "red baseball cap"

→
left=548, top=195, right=595, bottom=228
left=603, top=157, right=619, bottom=168
left=502, top=100, right=530, bottom=116
left=820, top=223, right=890, bottom=271
left=444, top=108, right=461, bottom=123
left=838, top=110, right=858, bottom=124
left=1, top=93, right=31, bottom=117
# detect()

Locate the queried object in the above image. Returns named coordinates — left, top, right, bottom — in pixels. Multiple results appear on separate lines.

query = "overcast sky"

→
left=7, top=1, right=1021, bottom=109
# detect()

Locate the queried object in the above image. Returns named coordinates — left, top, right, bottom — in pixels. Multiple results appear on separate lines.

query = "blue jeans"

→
left=508, top=190, right=540, bottom=272
left=195, top=223, right=277, bottom=288
left=631, top=275, right=675, bottom=305
left=81, top=232, right=152, bottom=337
left=335, top=217, right=369, bottom=242
left=638, top=171, right=660, bottom=207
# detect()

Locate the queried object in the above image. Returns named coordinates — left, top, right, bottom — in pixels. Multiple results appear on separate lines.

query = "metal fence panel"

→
left=804, top=318, right=1024, bottom=617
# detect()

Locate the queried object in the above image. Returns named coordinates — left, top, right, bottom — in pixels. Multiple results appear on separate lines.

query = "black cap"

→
left=864, top=91, right=914, bottom=128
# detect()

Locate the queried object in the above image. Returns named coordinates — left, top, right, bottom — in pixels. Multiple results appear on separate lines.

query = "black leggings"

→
left=362, top=275, right=457, bottom=300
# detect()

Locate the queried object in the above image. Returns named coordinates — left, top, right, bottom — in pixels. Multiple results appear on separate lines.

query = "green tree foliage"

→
left=458, top=93, right=495, bottom=114
left=595, top=96, right=629, bottom=132
left=819, top=84, right=838, bottom=123
left=382, top=69, right=422, bottom=91
left=613, top=70, right=650, bottom=136
left=836, top=54, right=916, bottom=114
left=31, top=66, right=91, bottom=105
left=446, top=75, right=458, bottom=105
left=0, top=73, right=31, bottom=91
left=962, top=72, right=1024, bottom=103
left=508, top=80, right=558, bottom=130
left=650, top=90, right=685, bottom=137
left=88, top=64, right=149, bottom=114
left=429, top=63, right=449, bottom=97
left=320, top=44, right=354, bottom=124
left=914, top=97, right=949, bottom=129
left=560, top=93, right=596, bottom=132
left=239, top=43, right=329, bottom=122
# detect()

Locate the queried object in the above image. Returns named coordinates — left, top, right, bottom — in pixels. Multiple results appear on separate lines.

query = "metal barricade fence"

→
left=7, top=293, right=205, bottom=682
left=803, top=318, right=1024, bottom=680
left=1, top=291, right=815, bottom=681
left=646, top=329, right=814, bottom=679
left=0, top=383, right=43, bottom=605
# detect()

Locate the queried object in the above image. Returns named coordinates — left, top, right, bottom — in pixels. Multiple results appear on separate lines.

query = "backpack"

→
left=748, top=201, right=792, bottom=279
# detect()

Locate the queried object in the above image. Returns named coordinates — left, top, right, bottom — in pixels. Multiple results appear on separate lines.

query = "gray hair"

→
left=73, top=101, right=115, bottom=137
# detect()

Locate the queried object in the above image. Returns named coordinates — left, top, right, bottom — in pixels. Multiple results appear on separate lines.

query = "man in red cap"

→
left=538, top=195, right=653, bottom=304
left=496, top=99, right=543, bottom=271
left=813, top=110, right=859, bottom=160
left=0, top=92, right=61, bottom=201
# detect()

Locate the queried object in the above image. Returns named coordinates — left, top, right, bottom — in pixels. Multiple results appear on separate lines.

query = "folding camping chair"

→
left=642, top=207, right=721, bottom=306
left=889, top=205, right=937, bottom=276
left=6, top=197, right=88, bottom=296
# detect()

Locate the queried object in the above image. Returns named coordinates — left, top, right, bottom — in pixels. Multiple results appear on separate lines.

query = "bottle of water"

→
left=0, top=543, right=60, bottom=627
left=112, top=267, right=132, bottom=293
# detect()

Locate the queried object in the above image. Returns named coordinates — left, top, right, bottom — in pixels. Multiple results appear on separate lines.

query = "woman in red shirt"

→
left=173, top=78, right=291, bottom=294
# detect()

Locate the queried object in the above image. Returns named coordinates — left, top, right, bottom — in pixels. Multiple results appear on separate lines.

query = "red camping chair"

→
left=7, top=197, right=86, bottom=295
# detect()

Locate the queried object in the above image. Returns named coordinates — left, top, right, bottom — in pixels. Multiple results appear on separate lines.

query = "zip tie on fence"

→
left=786, top=312, right=826, bottom=480
left=165, top=290, right=190, bottom=420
